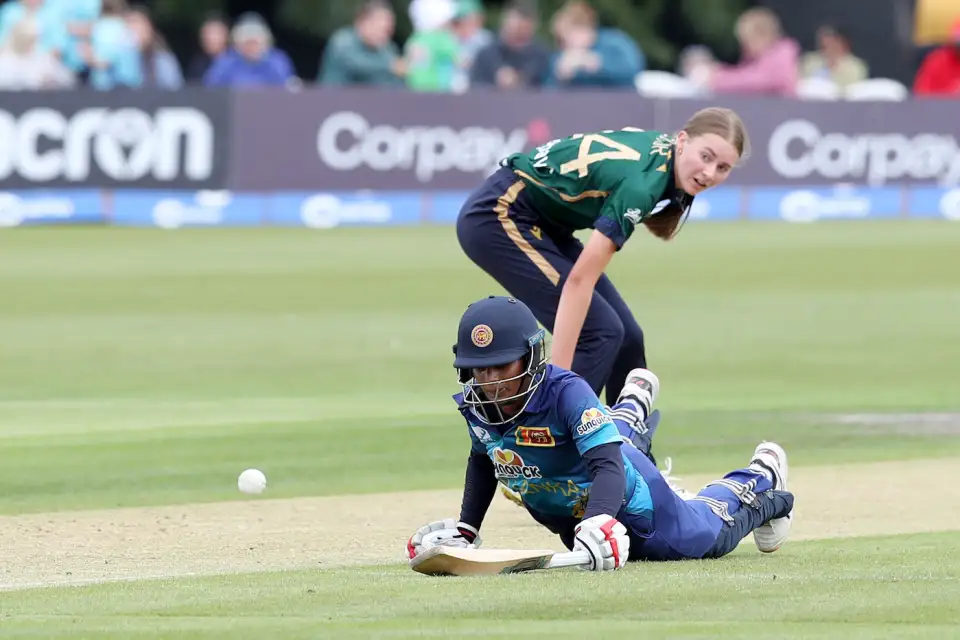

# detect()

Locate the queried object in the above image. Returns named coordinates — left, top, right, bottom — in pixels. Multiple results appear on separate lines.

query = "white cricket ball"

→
left=238, top=468, right=267, bottom=495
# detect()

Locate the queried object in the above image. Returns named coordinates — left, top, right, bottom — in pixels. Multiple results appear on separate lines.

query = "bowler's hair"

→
left=643, top=108, right=750, bottom=242
left=682, top=107, right=751, bottom=164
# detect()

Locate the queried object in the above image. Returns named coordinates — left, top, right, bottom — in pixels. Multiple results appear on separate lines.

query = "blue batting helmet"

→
left=453, top=296, right=548, bottom=424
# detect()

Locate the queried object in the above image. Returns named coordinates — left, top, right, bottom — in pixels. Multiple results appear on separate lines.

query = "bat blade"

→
left=410, top=547, right=562, bottom=576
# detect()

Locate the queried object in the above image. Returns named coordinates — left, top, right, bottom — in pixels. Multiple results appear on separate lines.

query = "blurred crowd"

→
left=0, top=0, right=958, bottom=98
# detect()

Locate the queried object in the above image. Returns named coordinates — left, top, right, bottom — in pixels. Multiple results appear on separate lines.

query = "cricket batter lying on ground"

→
left=406, top=296, right=795, bottom=571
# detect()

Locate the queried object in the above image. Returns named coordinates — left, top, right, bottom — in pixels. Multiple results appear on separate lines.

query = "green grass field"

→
left=1, top=221, right=958, bottom=638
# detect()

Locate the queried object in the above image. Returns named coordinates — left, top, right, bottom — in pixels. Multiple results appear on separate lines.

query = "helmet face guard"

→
left=458, top=333, right=547, bottom=426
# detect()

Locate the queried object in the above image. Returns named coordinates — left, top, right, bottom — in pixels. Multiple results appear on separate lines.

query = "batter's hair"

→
left=643, top=108, right=751, bottom=242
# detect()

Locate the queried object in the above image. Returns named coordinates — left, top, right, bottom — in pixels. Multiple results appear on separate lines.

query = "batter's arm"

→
left=458, top=451, right=498, bottom=532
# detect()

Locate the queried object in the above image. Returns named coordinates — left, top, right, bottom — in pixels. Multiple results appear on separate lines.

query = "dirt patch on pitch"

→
left=1, top=457, right=959, bottom=591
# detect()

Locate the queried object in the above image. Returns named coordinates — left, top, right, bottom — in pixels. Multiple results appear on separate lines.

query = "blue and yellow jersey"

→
left=454, top=365, right=653, bottom=519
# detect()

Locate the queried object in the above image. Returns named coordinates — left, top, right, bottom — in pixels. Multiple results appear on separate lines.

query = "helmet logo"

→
left=471, top=324, right=493, bottom=347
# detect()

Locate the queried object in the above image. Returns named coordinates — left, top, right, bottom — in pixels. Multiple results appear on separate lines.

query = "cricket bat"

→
left=409, top=546, right=592, bottom=576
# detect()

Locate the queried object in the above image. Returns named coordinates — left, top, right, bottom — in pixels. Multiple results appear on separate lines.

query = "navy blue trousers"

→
left=456, top=167, right=647, bottom=405
left=520, top=404, right=795, bottom=562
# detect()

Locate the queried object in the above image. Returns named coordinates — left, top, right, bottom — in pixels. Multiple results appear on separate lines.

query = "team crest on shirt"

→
left=577, top=407, right=613, bottom=436
left=471, top=324, right=493, bottom=347
left=515, top=426, right=556, bottom=447
left=652, top=134, right=675, bottom=157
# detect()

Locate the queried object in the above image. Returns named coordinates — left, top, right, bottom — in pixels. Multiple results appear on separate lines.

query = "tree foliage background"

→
left=143, top=0, right=755, bottom=78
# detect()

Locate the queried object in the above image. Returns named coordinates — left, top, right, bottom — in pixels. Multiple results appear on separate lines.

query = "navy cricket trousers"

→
left=522, top=439, right=794, bottom=562
left=456, top=166, right=647, bottom=405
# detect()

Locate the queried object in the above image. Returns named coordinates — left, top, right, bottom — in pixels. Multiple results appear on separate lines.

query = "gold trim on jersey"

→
left=512, top=169, right=608, bottom=202
left=494, top=180, right=561, bottom=287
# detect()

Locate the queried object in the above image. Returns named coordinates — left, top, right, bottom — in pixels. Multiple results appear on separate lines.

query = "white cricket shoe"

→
left=749, top=441, right=792, bottom=553
left=617, top=368, right=660, bottom=420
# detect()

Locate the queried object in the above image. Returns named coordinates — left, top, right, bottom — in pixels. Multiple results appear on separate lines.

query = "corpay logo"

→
left=768, top=119, right=960, bottom=186
left=0, top=192, right=75, bottom=227
left=300, top=193, right=393, bottom=228
left=152, top=191, right=229, bottom=229
left=0, top=107, right=214, bottom=184
left=779, top=187, right=872, bottom=223
left=316, top=111, right=527, bottom=182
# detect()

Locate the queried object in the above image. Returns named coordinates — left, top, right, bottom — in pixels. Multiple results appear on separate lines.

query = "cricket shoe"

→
left=616, top=368, right=660, bottom=421
left=748, top=441, right=792, bottom=553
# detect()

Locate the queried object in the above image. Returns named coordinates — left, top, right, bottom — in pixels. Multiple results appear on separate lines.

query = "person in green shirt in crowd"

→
left=319, top=0, right=405, bottom=87
left=405, top=0, right=460, bottom=92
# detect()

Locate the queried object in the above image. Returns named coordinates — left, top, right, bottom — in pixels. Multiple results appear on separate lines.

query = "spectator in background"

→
left=913, top=17, right=960, bottom=96
left=677, top=44, right=716, bottom=91
left=0, top=17, right=74, bottom=89
left=800, top=24, right=868, bottom=90
left=545, top=0, right=643, bottom=90
left=0, top=0, right=68, bottom=60
left=708, top=7, right=799, bottom=96
left=84, top=0, right=142, bottom=90
left=126, top=5, right=183, bottom=89
left=186, top=13, right=229, bottom=82
left=203, top=12, right=296, bottom=87
left=405, top=0, right=460, bottom=92
left=319, top=0, right=404, bottom=87
left=452, top=0, right=492, bottom=73
left=471, top=0, right=551, bottom=90
left=50, top=0, right=100, bottom=76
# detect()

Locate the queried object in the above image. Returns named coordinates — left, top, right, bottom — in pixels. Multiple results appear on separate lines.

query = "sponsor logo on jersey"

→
left=624, top=208, right=644, bottom=225
left=577, top=407, right=612, bottom=436
left=492, top=448, right=543, bottom=480
left=515, top=426, right=555, bottom=447
left=471, top=324, right=493, bottom=347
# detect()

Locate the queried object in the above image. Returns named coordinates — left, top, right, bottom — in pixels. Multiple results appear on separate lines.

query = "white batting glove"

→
left=573, top=514, right=630, bottom=571
left=405, top=518, right=482, bottom=560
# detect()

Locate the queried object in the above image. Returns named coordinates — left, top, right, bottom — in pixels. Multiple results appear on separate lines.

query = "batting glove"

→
left=573, top=514, right=629, bottom=571
left=406, top=518, right=482, bottom=560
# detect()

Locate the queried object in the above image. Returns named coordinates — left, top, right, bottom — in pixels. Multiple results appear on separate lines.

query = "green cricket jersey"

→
left=504, top=128, right=694, bottom=248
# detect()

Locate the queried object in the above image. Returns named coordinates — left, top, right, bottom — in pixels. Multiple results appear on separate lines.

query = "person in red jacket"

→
left=914, top=18, right=960, bottom=96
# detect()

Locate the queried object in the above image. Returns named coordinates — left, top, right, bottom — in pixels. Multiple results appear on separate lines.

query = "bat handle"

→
left=546, top=550, right=593, bottom=569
